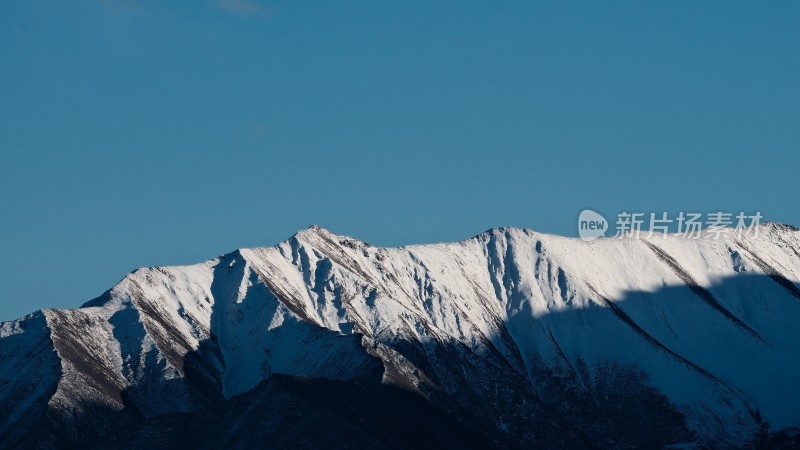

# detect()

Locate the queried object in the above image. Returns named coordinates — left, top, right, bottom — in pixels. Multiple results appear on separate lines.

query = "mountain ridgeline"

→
left=2, top=224, right=800, bottom=449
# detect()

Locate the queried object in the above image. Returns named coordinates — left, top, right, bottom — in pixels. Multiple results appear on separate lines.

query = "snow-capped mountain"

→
left=2, top=224, right=800, bottom=449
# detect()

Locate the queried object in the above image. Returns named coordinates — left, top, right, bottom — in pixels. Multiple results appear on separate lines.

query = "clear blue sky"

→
left=1, top=1, right=798, bottom=321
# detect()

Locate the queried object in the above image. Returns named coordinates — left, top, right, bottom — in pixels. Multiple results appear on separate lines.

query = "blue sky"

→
left=1, top=1, right=799, bottom=321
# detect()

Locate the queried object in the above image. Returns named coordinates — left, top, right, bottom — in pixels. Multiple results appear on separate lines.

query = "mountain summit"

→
left=2, top=225, right=800, bottom=448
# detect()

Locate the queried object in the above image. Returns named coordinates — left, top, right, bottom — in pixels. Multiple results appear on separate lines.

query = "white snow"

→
left=2, top=223, right=800, bottom=443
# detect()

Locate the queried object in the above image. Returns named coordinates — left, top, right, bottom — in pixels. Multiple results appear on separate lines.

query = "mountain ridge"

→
left=2, top=224, right=800, bottom=448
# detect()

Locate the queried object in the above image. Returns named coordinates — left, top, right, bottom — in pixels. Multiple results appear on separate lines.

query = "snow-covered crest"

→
left=2, top=224, right=800, bottom=448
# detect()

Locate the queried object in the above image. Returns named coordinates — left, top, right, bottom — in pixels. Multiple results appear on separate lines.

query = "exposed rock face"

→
left=3, top=224, right=800, bottom=448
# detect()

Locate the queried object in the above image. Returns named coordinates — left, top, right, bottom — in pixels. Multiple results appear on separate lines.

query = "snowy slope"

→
left=2, top=223, right=800, bottom=448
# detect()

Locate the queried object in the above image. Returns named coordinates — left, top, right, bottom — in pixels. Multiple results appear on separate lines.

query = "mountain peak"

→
left=293, top=223, right=335, bottom=238
left=3, top=225, right=800, bottom=448
left=762, top=221, right=800, bottom=232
